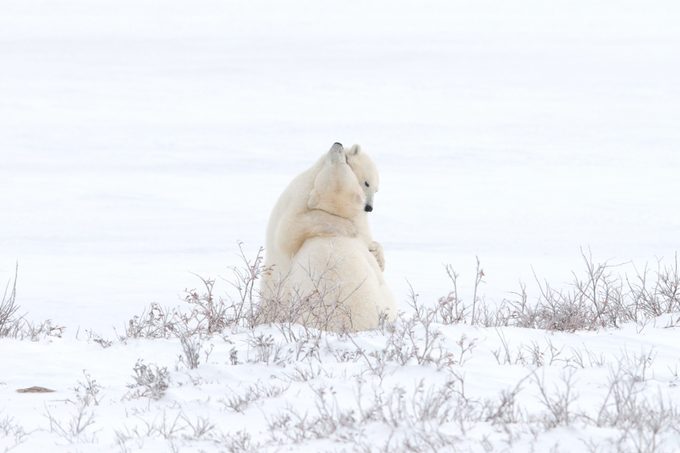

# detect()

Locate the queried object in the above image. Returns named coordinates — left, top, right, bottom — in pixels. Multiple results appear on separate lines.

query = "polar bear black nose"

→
left=364, top=205, right=373, bottom=212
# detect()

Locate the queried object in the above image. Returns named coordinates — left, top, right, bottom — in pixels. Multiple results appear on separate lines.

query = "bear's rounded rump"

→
left=289, top=236, right=395, bottom=332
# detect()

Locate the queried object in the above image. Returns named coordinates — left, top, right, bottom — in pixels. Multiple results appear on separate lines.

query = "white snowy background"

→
left=1, top=1, right=679, bottom=452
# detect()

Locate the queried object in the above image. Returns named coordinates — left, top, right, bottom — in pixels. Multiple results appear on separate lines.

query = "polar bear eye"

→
left=364, top=181, right=370, bottom=188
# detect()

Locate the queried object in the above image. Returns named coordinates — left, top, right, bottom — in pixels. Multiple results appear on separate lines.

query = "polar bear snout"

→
left=364, top=204, right=373, bottom=212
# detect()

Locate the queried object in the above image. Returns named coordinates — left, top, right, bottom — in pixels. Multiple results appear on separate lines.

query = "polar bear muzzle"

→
left=364, top=204, right=373, bottom=212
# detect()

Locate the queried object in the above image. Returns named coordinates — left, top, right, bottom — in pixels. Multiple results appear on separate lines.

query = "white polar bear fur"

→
left=289, top=235, right=395, bottom=331
left=284, top=147, right=396, bottom=331
left=261, top=143, right=383, bottom=304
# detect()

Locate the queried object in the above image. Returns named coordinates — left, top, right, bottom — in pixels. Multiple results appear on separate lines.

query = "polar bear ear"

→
left=347, top=144, right=361, bottom=156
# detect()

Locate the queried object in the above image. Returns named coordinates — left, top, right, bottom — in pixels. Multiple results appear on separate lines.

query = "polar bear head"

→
left=345, top=144, right=380, bottom=212
left=307, top=143, right=366, bottom=219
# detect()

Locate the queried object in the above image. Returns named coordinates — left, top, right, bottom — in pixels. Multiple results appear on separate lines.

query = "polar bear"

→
left=260, top=143, right=384, bottom=307
left=282, top=147, right=396, bottom=331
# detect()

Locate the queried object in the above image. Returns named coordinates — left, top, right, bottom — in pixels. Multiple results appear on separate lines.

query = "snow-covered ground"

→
left=1, top=0, right=679, bottom=451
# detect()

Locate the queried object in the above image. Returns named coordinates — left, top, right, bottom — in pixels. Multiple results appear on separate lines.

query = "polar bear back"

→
left=262, top=161, right=321, bottom=296
left=289, top=236, right=395, bottom=332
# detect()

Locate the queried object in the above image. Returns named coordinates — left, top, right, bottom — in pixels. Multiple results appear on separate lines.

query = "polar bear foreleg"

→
left=280, top=209, right=358, bottom=258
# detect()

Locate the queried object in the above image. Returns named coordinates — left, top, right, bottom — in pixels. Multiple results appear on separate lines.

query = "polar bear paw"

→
left=369, top=241, right=385, bottom=271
